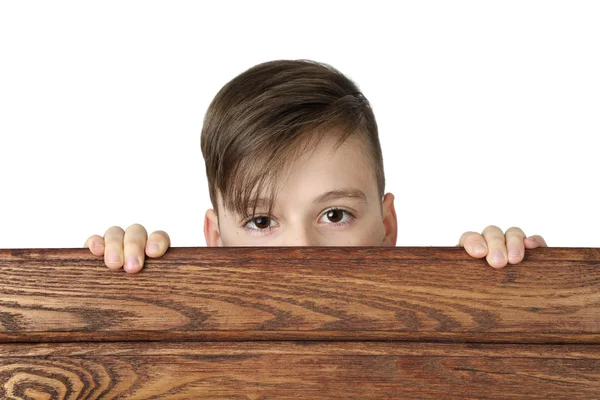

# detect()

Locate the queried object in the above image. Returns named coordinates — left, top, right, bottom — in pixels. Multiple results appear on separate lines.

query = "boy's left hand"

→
left=458, top=225, right=547, bottom=268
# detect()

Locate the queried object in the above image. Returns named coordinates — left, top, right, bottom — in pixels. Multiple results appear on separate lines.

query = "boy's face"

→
left=204, top=135, right=397, bottom=246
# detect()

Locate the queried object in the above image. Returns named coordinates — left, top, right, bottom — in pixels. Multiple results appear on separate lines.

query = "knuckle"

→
left=506, top=226, right=525, bottom=236
left=123, top=242, right=143, bottom=253
left=483, top=225, right=501, bottom=234
left=103, top=239, right=121, bottom=248
left=150, top=230, right=169, bottom=243
left=88, top=238, right=105, bottom=253
left=124, top=227, right=148, bottom=247
left=462, top=231, right=478, bottom=238
left=104, top=226, right=124, bottom=243
left=507, top=234, right=525, bottom=245
left=124, top=233, right=144, bottom=245
left=459, top=231, right=478, bottom=244
left=507, top=243, right=524, bottom=254
left=509, top=237, right=523, bottom=246
left=486, top=237, right=506, bottom=248
left=106, top=225, right=124, bottom=234
left=104, top=244, right=122, bottom=255
left=128, top=223, right=148, bottom=233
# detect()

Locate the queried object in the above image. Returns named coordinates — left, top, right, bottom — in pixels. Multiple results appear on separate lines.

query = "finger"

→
left=123, top=223, right=148, bottom=274
left=505, top=227, right=526, bottom=264
left=525, top=235, right=548, bottom=248
left=146, top=230, right=171, bottom=258
left=482, top=225, right=508, bottom=268
left=458, top=231, right=488, bottom=258
left=104, top=226, right=125, bottom=270
left=84, top=235, right=105, bottom=256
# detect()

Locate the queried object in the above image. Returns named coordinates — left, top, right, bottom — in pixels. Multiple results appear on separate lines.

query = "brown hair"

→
left=200, top=59, right=385, bottom=221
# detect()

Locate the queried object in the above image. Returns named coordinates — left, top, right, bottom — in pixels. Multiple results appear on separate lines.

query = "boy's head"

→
left=200, top=59, right=397, bottom=246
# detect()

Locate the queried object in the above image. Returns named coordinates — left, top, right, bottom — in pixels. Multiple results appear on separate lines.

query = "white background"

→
left=0, top=1, right=598, bottom=249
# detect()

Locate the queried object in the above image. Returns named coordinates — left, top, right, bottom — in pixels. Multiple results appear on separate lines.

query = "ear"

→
left=380, top=192, right=397, bottom=246
left=204, top=208, right=223, bottom=247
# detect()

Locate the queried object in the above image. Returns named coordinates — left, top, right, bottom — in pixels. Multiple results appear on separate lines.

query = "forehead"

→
left=287, top=134, right=374, bottom=183
left=289, top=133, right=372, bottom=176
left=232, top=135, right=377, bottom=208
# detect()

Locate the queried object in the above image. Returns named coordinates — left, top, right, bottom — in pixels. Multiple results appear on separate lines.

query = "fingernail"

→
left=508, top=245, right=521, bottom=259
left=108, top=252, right=120, bottom=263
left=474, top=243, right=487, bottom=254
left=148, top=242, right=159, bottom=253
left=492, top=251, right=505, bottom=264
left=126, top=255, right=139, bottom=270
left=527, top=236, right=537, bottom=241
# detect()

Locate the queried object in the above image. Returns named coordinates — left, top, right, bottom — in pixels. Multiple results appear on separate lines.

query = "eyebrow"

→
left=312, top=188, right=368, bottom=204
left=242, top=188, right=368, bottom=215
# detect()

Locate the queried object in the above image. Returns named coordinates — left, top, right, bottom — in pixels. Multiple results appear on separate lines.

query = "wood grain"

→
left=1, top=342, right=599, bottom=399
left=0, top=246, right=598, bottom=398
left=1, top=247, right=599, bottom=343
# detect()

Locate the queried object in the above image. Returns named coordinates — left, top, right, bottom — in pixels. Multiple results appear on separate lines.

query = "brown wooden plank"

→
left=0, top=342, right=599, bottom=399
left=1, top=247, right=599, bottom=343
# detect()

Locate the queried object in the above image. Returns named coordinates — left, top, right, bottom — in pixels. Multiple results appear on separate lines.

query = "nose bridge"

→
left=282, top=221, right=317, bottom=246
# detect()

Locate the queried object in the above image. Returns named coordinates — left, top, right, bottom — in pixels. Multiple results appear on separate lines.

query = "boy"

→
left=84, top=59, right=547, bottom=274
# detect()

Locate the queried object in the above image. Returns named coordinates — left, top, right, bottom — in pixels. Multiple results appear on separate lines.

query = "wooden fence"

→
left=1, top=246, right=599, bottom=399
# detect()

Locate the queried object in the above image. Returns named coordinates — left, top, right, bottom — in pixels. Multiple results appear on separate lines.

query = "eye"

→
left=319, top=208, right=355, bottom=227
left=242, top=215, right=277, bottom=234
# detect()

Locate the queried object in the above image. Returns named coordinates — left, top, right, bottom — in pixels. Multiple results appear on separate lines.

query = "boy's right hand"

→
left=84, top=224, right=171, bottom=274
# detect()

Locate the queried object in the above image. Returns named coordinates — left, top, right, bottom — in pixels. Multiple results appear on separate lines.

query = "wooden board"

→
left=1, top=246, right=599, bottom=398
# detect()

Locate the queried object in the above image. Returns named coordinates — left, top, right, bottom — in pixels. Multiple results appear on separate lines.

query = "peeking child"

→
left=84, top=59, right=547, bottom=273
